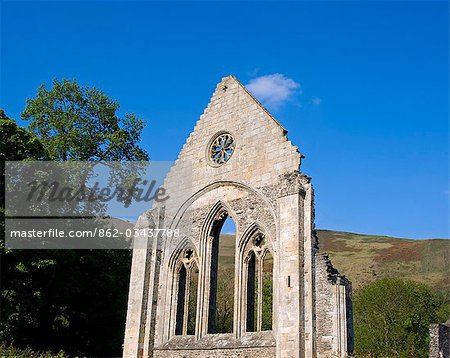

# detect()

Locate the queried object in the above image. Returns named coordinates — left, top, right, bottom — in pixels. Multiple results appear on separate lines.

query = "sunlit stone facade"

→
left=123, top=76, right=353, bottom=358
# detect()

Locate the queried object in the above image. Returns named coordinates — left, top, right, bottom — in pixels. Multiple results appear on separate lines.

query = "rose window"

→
left=208, top=132, right=235, bottom=166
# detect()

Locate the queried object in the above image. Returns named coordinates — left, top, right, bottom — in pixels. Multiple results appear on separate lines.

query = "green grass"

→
left=0, top=345, right=68, bottom=358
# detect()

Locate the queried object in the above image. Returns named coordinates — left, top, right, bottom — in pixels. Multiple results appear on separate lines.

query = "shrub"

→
left=354, top=278, right=450, bottom=358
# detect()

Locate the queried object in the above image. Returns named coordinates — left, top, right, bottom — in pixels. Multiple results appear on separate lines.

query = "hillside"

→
left=316, top=230, right=450, bottom=292
left=217, top=231, right=450, bottom=293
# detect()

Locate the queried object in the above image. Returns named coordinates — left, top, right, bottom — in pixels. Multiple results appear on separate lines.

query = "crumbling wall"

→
left=315, top=254, right=353, bottom=357
left=430, top=321, right=450, bottom=358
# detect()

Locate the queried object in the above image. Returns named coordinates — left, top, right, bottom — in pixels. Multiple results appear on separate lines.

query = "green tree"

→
left=0, top=109, right=47, bottom=161
left=0, top=110, right=47, bottom=248
left=215, top=266, right=235, bottom=333
left=21, top=79, right=148, bottom=161
left=0, top=110, right=48, bottom=239
left=2, top=77, right=150, bottom=357
left=261, top=272, right=273, bottom=331
left=0, top=111, right=50, bottom=349
left=354, top=278, right=450, bottom=358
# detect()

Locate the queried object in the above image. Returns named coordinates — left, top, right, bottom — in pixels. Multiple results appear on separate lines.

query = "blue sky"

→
left=1, top=1, right=448, bottom=238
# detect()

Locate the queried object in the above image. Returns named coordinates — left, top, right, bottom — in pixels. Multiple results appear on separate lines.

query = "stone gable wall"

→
left=158, top=76, right=301, bottom=220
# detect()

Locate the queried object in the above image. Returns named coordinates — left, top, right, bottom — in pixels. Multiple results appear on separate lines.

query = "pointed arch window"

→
left=244, top=232, right=273, bottom=332
left=246, top=251, right=257, bottom=332
left=207, top=210, right=236, bottom=334
left=174, top=248, right=199, bottom=336
left=175, top=265, right=187, bottom=335
left=261, top=250, right=273, bottom=331
left=187, top=262, right=199, bottom=335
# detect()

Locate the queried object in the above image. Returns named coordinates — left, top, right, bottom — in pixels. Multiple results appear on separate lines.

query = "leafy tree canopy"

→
left=1, top=82, right=145, bottom=356
left=21, top=79, right=148, bottom=161
left=354, top=278, right=450, bottom=358
left=0, top=110, right=47, bottom=243
left=0, top=110, right=47, bottom=161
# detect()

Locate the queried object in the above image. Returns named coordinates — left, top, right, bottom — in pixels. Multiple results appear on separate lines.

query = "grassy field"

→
left=219, top=231, right=450, bottom=292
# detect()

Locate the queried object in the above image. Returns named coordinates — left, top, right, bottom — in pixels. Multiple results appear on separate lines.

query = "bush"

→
left=354, top=278, right=450, bottom=358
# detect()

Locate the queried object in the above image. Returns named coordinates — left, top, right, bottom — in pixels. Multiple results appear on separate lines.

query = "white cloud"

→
left=245, top=73, right=300, bottom=109
left=312, top=97, right=322, bottom=105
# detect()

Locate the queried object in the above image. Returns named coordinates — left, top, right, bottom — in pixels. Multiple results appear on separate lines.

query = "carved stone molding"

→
left=276, top=171, right=311, bottom=198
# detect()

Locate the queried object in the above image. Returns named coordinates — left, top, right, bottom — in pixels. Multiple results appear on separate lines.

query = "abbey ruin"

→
left=123, top=75, right=354, bottom=357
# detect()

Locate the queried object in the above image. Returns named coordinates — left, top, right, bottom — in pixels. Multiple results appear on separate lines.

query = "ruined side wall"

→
left=430, top=323, right=450, bottom=358
left=315, top=254, right=335, bottom=357
left=123, top=209, right=164, bottom=358
left=315, top=254, right=353, bottom=358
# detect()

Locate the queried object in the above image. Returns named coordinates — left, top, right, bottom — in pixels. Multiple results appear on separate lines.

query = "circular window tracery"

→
left=208, top=132, right=235, bottom=166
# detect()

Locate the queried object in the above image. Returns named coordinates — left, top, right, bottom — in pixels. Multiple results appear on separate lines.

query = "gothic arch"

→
left=167, top=240, right=199, bottom=338
left=197, top=200, right=238, bottom=335
left=167, top=180, right=278, bottom=237
left=199, top=200, right=238, bottom=246
left=237, top=222, right=275, bottom=335
left=238, top=221, right=274, bottom=254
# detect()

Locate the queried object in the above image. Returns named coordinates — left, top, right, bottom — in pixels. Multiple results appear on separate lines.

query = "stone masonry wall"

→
left=153, top=347, right=276, bottom=358
left=315, top=254, right=335, bottom=356
left=158, top=75, right=302, bottom=221
left=430, top=322, right=450, bottom=358
left=315, top=253, right=353, bottom=357
left=153, top=333, right=276, bottom=358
